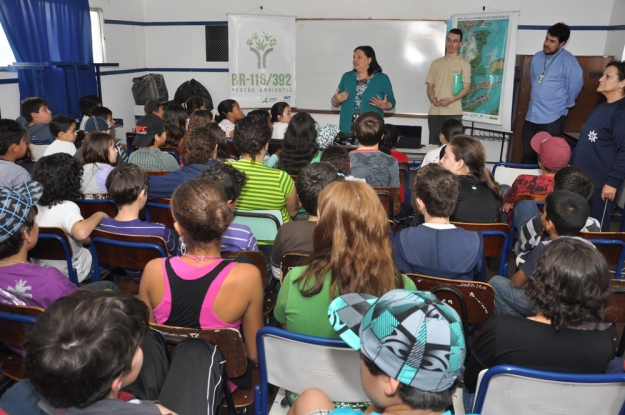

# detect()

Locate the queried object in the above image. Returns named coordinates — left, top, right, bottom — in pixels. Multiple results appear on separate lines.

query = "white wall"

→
left=605, top=0, right=625, bottom=59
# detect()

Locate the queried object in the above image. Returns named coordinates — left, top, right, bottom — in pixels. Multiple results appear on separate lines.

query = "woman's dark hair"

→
left=0, top=206, right=37, bottom=259
left=24, top=291, right=149, bottom=409
left=187, top=109, right=214, bottom=134
left=215, top=99, right=237, bottom=123
left=184, top=95, right=207, bottom=116
left=105, top=164, right=148, bottom=206
left=233, top=115, right=271, bottom=159
left=362, top=355, right=459, bottom=411
left=80, top=132, right=115, bottom=166
left=379, top=124, right=400, bottom=155
left=278, top=112, right=319, bottom=175
left=171, top=178, right=232, bottom=250
left=414, top=164, right=459, bottom=218
left=163, top=105, right=187, bottom=147
left=528, top=238, right=611, bottom=331
left=206, top=122, right=231, bottom=161
left=607, top=60, right=625, bottom=83
left=448, top=134, right=503, bottom=213
left=33, top=153, right=82, bottom=206
left=181, top=126, right=218, bottom=165
left=270, top=102, right=290, bottom=123
left=354, top=46, right=382, bottom=75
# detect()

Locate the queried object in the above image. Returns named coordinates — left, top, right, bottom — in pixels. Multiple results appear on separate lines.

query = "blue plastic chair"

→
left=233, top=210, right=283, bottom=245
left=491, top=162, right=541, bottom=187
left=584, top=238, right=625, bottom=279
left=473, top=365, right=625, bottom=415
left=30, top=228, right=80, bottom=286
left=254, top=327, right=367, bottom=415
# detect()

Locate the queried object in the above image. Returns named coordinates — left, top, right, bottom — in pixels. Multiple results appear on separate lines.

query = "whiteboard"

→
left=295, top=19, right=447, bottom=115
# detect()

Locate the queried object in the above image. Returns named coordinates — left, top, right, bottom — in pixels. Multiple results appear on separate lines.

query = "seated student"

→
left=100, top=164, right=179, bottom=279
left=271, top=102, right=292, bottom=139
left=227, top=115, right=298, bottom=223
left=144, top=99, right=165, bottom=118
left=43, top=115, right=77, bottom=157
left=490, top=190, right=592, bottom=317
left=276, top=112, right=322, bottom=175
left=270, top=163, right=342, bottom=280
left=319, top=146, right=364, bottom=182
left=393, top=164, right=487, bottom=281
left=198, top=163, right=259, bottom=252
left=148, top=126, right=219, bottom=199
left=207, top=122, right=233, bottom=162
left=463, top=238, right=614, bottom=411
left=0, top=119, right=31, bottom=188
left=290, top=289, right=468, bottom=415
left=440, top=135, right=502, bottom=223
left=78, top=94, right=102, bottom=131
left=140, top=178, right=263, bottom=363
left=349, top=112, right=399, bottom=187
left=16, top=97, right=53, bottom=141
left=31, top=153, right=107, bottom=282
left=379, top=123, right=409, bottom=163
left=0, top=181, right=78, bottom=308
left=164, top=105, right=187, bottom=148
left=274, top=181, right=415, bottom=339
left=0, top=290, right=224, bottom=415
left=516, top=166, right=599, bottom=265
left=74, top=115, right=127, bottom=165
left=503, top=132, right=570, bottom=225
left=128, top=115, right=179, bottom=172
left=80, top=132, right=117, bottom=196
left=90, top=106, right=120, bottom=142
left=421, top=118, right=464, bottom=167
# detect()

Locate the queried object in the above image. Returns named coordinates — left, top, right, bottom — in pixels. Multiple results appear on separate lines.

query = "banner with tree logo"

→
left=228, top=14, right=296, bottom=107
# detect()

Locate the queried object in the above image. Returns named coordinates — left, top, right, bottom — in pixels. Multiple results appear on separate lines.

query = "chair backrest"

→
left=0, top=304, right=43, bottom=349
left=161, top=147, right=180, bottom=164
left=398, top=161, right=411, bottom=202
left=406, top=274, right=494, bottom=326
left=514, top=193, right=546, bottom=212
left=147, top=170, right=170, bottom=177
left=491, top=162, right=542, bottom=187
left=89, top=229, right=169, bottom=281
left=145, top=198, right=174, bottom=229
left=451, top=222, right=510, bottom=277
left=255, top=327, right=368, bottom=415
left=31, top=142, right=52, bottom=160
left=374, top=187, right=401, bottom=218
left=580, top=232, right=625, bottom=278
left=149, top=323, right=248, bottom=378
left=221, top=250, right=269, bottom=289
left=232, top=210, right=283, bottom=244
left=606, top=279, right=625, bottom=323
left=75, top=197, right=118, bottom=219
left=280, top=252, right=310, bottom=283
left=29, top=227, right=79, bottom=286
left=472, top=364, right=625, bottom=415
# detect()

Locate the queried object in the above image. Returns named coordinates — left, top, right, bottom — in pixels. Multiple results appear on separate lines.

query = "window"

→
left=90, top=8, right=106, bottom=64
left=0, top=23, right=16, bottom=67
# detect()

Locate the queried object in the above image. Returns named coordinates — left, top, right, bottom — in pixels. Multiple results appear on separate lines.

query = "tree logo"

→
left=246, top=32, right=277, bottom=69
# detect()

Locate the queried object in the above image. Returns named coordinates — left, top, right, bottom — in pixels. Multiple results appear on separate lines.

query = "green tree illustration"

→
left=246, top=32, right=277, bottom=69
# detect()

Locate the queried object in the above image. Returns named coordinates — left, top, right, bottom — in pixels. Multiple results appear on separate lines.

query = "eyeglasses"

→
left=446, top=38, right=461, bottom=44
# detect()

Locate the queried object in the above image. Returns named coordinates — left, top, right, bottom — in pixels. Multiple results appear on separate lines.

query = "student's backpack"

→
left=174, top=79, right=214, bottom=110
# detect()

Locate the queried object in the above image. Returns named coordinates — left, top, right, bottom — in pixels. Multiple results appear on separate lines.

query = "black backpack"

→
left=174, top=79, right=214, bottom=110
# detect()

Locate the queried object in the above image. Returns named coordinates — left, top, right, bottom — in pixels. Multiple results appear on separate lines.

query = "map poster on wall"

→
left=228, top=14, right=296, bottom=107
left=451, top=11, right=519, bottom=126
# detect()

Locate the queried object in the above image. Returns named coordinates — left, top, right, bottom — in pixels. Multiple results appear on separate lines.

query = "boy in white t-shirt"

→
left=43, top=115, right=77, bottom=157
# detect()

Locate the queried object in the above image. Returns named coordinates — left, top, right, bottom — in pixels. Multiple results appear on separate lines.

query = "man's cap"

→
left=328, top=289, right=465, bottom=392
left=133, top=114, right=165, bottom=147
left=0, top=181, right=44, bottom=243
left=144, top=99, right=165, bottom=115
left=530, top=132, right=571, bottom=171
left=84, top=116, right=117, bottom=134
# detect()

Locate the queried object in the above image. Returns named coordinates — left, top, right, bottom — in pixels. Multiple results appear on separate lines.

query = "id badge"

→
left=537, top=74, right=544, bottom=83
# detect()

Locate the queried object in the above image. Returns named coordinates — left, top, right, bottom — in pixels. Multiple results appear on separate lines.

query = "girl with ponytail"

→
left=139, top=178, right=263, bottom=362
left=440, top=134, right=503, bottom=222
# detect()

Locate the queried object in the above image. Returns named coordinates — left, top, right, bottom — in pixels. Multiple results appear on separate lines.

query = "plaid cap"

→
left=0, top=181, right=44, bottom=243
left=530, top=132, right=571, bottom=171
left=134, top=114, right=165, bottom=147
left=84, top=116, right=117, bottom=134
left=328, top=289, right=466, bottom=392
left=316, top=124, right=339, bottom=149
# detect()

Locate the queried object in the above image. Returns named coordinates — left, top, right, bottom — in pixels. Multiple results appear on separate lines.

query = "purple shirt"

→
left=0, top=263, right=78, bottom=308
left=99, top=218, right=179, bottom=255
left=221, top=224, right=258, bottom=252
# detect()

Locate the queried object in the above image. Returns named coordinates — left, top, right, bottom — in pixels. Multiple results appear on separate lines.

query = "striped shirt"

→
left=128, top=148, right=180, bottom=172
left=228, top=158, right=295, bottom=223
left=99, top=218, right=179, bottom=255
left=221, top=223, right=259, bottom=251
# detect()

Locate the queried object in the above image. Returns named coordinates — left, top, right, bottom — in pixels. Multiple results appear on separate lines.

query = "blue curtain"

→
left=0, top=0, right=97, bottom=118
